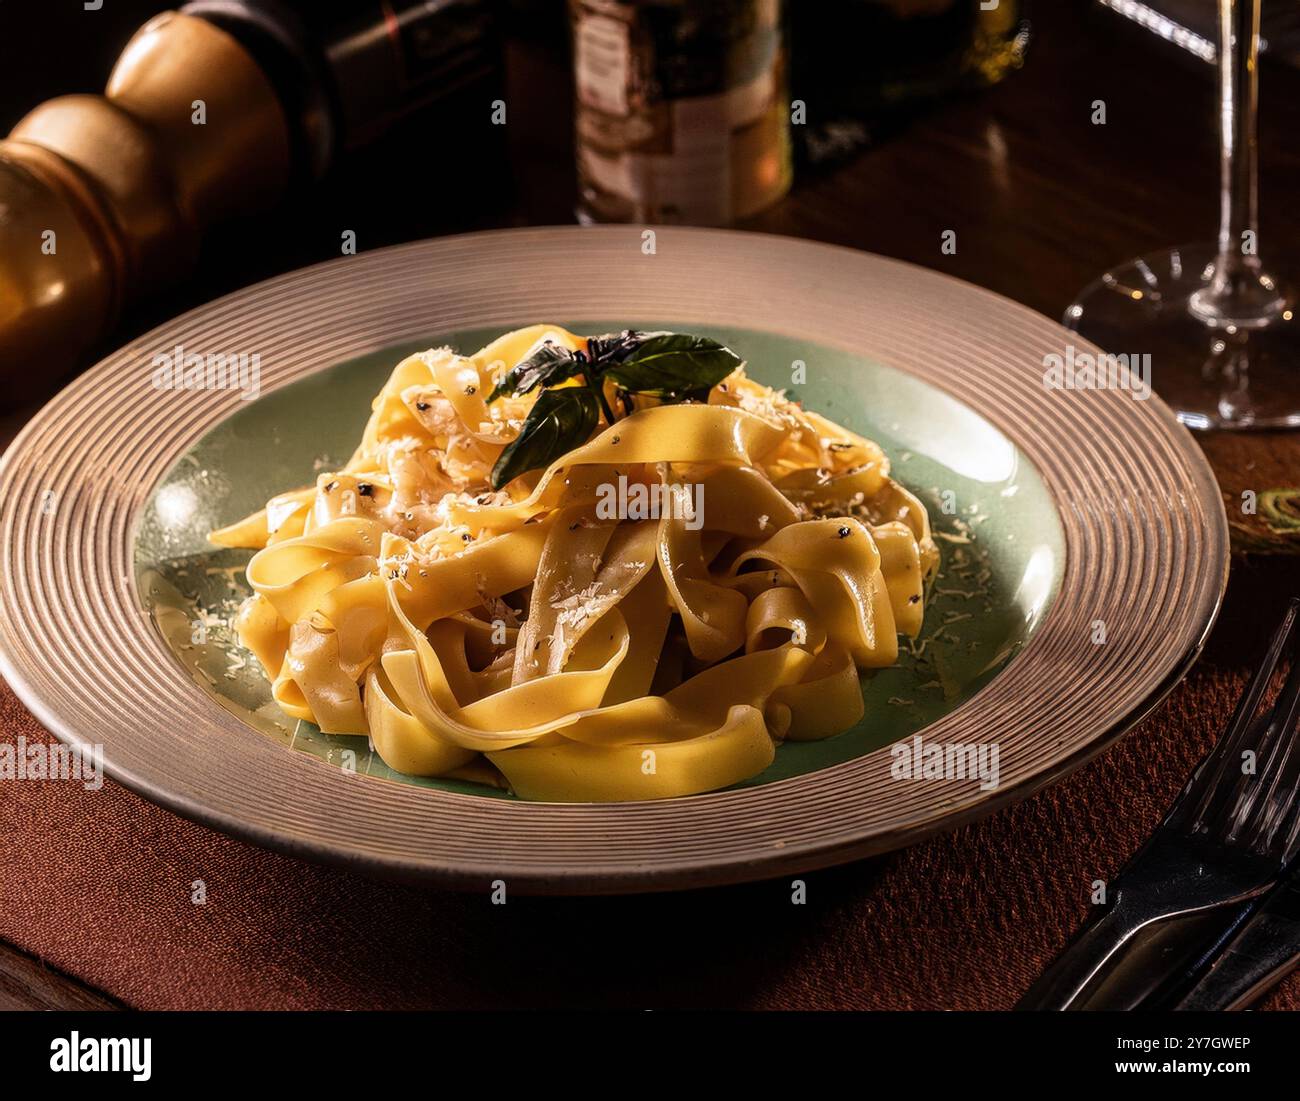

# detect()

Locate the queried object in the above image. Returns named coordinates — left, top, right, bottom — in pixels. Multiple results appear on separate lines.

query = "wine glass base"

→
left=1064, top=243, right=1300, bottom=430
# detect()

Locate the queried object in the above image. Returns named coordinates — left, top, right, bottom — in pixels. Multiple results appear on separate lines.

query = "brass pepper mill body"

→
left=0, top=12, right=290, bottom=406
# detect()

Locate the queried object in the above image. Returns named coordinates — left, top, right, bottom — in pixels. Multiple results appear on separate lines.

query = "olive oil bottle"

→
left=571, top=0, right=793, bottom=226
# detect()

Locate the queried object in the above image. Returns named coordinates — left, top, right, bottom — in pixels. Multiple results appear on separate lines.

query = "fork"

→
left=1016, top=596, right=1300, bottom=1011
left=1170, top=869, right=1300, bottom=1010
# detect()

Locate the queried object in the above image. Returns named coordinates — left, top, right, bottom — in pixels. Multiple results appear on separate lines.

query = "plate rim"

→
left=0, top=226, right=1230, bottom=893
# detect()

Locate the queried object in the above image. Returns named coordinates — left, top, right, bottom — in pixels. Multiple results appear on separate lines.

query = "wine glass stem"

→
left=1193, top=0, right=1285, bottom=322
left=1216, top=0, right=1259, bottom=278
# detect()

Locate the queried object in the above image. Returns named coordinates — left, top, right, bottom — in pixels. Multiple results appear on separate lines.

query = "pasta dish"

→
left=210, top=325, right=938, bottom=801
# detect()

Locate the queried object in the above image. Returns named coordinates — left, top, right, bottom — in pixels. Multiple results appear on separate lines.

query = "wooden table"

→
left=2, top=0, right=1298, bottom=1009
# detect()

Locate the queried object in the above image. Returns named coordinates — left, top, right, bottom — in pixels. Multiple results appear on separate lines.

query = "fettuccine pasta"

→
left=210, top=325, right=938, bottom=801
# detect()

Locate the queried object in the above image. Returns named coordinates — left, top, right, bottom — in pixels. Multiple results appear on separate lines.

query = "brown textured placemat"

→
left=2, top=611, right=1297, bottom=1009
left=1, top=390, right=1297, bottom=1009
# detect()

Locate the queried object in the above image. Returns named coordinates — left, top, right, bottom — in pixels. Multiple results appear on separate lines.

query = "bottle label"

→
left=575, top=14, right=631, bottom=118
left=573, top=1, right=789, bottom=225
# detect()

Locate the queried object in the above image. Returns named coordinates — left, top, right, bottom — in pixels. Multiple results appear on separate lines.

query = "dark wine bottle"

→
left=182, top=0, right=501, bottom=178
left=789, top=0, right=1032, bottom=166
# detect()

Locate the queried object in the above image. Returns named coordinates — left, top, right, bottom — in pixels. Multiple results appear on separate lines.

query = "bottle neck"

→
left=182, top=0, right=500, bottom=177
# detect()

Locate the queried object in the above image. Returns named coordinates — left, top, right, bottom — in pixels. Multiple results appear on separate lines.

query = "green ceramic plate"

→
left=136, top=323, right=1065, bottom=799
left=0, top=228, right=1227, bottom=891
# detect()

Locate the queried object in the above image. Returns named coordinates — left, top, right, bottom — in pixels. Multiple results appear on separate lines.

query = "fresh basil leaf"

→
left=486, top=342, right=584, bottom=403
left=585, top=329, right=651, bottom=364
left=489, top=387, right=601, bottom=489
left=601, top=333, right=742, bottom=397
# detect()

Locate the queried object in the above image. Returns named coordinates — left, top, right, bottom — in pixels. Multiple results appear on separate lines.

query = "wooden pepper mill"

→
left=0, top=12, right=292, bottom=406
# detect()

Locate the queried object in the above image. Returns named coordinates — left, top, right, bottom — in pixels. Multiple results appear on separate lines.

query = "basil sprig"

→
left=601, top=333, right=744, bottom=398
left=486, top=330, right=742, bottom=489
left=489, top=387, right=601, bottom=490
left=485, top=343, right=586, bottom=403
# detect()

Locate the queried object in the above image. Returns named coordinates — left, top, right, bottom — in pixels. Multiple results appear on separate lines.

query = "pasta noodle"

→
left=210, top=325, right=938, bottom=801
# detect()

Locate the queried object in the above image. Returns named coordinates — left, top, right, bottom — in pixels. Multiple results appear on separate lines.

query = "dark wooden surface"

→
left=0, top=946, right=121, bottom=1011
left=2, top=0, right=1299, bottom=1010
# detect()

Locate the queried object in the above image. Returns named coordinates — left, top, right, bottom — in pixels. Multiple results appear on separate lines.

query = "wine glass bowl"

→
left=1066, top=0, right=1300, bottom=431
left=1188, top=257, right=1288, bottom=329
left=1068, top=243, right=1300, bottom=430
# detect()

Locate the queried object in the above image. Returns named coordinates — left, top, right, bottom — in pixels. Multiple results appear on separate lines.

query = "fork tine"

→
left=1236, top=629, right=1300, bottom=858
left=1204, top=601, right=1300, bottom=845
left=1171, top=597, right=1300, bottom=834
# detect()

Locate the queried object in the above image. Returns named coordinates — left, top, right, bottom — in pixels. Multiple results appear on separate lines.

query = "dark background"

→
left=9, top=0, right=1297, bottom=368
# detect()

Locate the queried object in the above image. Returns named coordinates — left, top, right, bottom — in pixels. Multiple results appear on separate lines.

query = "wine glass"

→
left=1065, top=0, right=1299, bottom=430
